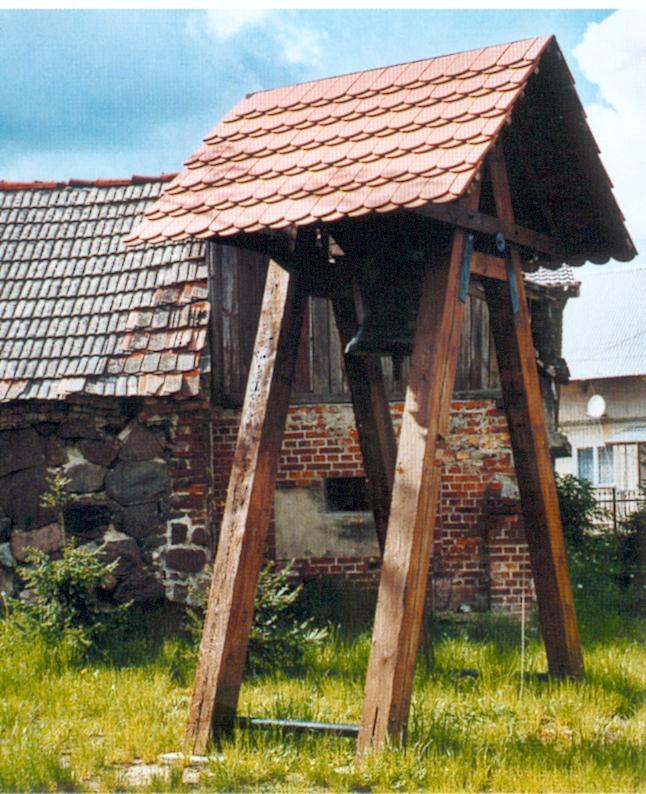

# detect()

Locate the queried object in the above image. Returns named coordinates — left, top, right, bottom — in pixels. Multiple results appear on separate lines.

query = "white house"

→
left=556, top=266, right=646, bottom=513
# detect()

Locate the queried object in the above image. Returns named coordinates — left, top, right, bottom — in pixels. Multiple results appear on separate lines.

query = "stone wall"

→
left=0, top=394, right=212, bottom=604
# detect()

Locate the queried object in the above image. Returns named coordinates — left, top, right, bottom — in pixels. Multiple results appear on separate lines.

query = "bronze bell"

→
left=345, top=260, right=419, bottom=357
left=344, top=313, right=412, bottom=356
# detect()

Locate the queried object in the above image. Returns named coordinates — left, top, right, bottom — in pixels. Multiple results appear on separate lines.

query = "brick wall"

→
left=210, top=398, right=536, bottom=616
left=0, top=393, right=536, bottom=615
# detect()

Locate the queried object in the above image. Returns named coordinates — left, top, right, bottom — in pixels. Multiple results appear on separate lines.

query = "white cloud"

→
left=573, top=10, right=646, bottom=253
left=274, top=19, right=324, bottom=66
left=206, top=9, right=271, bottom=40
left=204, top=8, right=324, bottom=67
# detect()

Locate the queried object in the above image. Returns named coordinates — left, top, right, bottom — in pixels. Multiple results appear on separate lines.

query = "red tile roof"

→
left=127, top=37, right=552, bottom=244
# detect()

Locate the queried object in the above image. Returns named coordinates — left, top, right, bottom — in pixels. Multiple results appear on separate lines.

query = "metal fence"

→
left=593, top=487, right=646, bottom=531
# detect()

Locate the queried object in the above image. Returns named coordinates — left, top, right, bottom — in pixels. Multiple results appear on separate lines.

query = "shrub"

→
left=618, top=508, right=645, bottom=611
left=555, top=473, right=608, bottom=545
left=4, top=541, right=130, bottom=662
left=247, top=562, right=328, bottom=674
left=189, top=562, right=328, bottom=676
left=556, top=474, right=644, bottom=619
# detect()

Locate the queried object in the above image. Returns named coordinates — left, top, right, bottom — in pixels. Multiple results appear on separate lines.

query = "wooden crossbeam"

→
left=471, top=251, right=507, bottom=281
left=232, top=213, right=558, bottom=284
left=332, top=292, right=397, bottom=554
left=185, top=260, right=307, bottom=754
left=355, top=223, right=473, bottom=759
left=484, top=144, right=584, bottom=678
left=415, top=200, right=560, bottom=259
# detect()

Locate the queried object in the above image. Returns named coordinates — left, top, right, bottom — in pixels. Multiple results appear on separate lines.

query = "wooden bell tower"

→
left=184, top=142, right=584, bottom=758
left=126, top=36, right=634, bottom=762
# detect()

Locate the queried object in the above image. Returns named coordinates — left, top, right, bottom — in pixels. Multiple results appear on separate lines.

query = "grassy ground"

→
left=0, top=586, right=643, bottom=792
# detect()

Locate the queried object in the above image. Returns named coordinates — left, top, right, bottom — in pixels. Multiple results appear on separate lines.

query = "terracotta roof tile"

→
left=124, top=36, right=636, bottom=269
left=127, top=36, right=555, bottom=245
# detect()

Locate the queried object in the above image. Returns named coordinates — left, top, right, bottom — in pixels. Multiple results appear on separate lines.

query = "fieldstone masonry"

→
left=0, top=394, right=213, bottom=603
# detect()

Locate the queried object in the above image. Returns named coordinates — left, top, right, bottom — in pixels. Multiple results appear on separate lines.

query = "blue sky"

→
left=1, top=7, right=645, bottom=254
left=0, top=8, right=616, bottom=178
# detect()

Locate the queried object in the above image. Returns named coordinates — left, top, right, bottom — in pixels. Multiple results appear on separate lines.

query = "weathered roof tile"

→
left=0, top=175, right=209, bottom=402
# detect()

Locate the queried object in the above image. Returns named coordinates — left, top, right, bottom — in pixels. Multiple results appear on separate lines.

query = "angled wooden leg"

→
left=185, top=260, right=307, bottom=754
left=485, top=144, right=583, bottom=678
left=332, top=292, right=397, bottom=555
left=356, top=227, right=472, bottom=759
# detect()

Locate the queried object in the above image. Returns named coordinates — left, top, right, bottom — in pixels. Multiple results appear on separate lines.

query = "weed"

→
left=188, top=561, right=328, bottom=676
left=39, top=468, right=71, bottom=536
left=4, top=541, right=130, bottom=663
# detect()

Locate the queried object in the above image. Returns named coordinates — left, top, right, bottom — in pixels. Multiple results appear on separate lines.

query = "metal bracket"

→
left=458, top=232, right=475, bottom=303
left=496, top=233, right=520, bottom=314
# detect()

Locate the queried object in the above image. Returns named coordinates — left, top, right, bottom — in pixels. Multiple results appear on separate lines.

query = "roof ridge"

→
left=0, top=173, right=178, bottom=191
left=245, top=34, right=552, bottom=98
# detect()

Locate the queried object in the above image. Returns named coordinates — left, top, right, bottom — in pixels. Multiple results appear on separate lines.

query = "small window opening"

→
left=577, top=445, right=614, bottom=485
left=324, top=477, right=370, bottom=512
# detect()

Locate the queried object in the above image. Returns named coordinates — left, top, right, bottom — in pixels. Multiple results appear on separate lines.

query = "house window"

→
left=324, top=477, right=370, bottom=512
left=598, top=446, right=614, bottom=484
left=577, top=447, right=593, bottom=482
left=577, top=446, right=614, bottom=485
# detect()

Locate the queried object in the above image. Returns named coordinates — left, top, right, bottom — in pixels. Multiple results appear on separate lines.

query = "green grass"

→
left=0, top=595, right=643, bottom=792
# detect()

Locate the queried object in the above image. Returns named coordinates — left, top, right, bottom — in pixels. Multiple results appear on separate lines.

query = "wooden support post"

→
left=356, top=226, right=472, bottom=759
left=185, top=260, right=307, bottom=754
left=484, top=144, right=584, bottom=678
left=332, top=292, right=397, bottom=554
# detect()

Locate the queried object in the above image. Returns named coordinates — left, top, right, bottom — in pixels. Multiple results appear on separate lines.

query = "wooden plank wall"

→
left=207, top=243, right=266, bottom=403
left=207, top=243, right=500, bottom=406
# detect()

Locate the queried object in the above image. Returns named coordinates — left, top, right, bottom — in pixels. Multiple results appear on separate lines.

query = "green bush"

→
left=555, top=473, right=608, bottom=545
left=556, top=474, right=644, bottom=619
left=4, top=541, right=130, bottom=662
left=247, top=562, right=328, bottom=674
left=189, top=562, right=328, bottom=676
left=618, top=508, right=645, bottom=610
